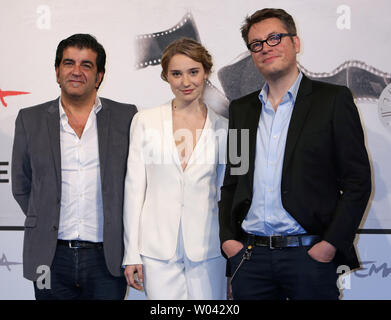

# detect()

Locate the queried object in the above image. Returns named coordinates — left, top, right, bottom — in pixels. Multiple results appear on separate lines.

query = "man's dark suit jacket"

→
left=12, top=97, right=137, bottom=281
left=218, top=75, right=371, bottom=270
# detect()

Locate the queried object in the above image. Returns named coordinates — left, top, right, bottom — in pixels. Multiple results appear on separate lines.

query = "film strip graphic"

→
left=299, top=60, right=391, bottom=103
left=218, top=52, right=391, bottom=103
left=135, top=12, right=391, bottom=122
left=135, top=13, right=200, bottom=69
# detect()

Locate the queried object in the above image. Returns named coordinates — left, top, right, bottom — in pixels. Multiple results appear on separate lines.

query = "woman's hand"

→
left=124, top=264, right=144, bottom=290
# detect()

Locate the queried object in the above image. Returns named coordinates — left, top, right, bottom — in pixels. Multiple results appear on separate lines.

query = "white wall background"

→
left=1, top=0, right=390, bottom=299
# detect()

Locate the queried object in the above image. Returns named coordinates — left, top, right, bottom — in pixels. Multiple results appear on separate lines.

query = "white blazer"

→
left=122, top=102, right=228, bottom=265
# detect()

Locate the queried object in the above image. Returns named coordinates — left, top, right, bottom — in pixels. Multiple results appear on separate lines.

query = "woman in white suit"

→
left=122, top=38, right=228, bottom=299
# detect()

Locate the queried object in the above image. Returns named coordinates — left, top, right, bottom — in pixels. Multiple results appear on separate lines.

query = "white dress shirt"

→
left=57, top=96, right=104, bottom=242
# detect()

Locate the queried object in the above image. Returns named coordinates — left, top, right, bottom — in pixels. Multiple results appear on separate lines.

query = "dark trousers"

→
left=230, top=244, right=340, bottom=300
left=33, top=244, right=127, bottom=300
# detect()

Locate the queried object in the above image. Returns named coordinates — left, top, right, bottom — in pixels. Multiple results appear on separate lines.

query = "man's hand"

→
left=222, top=240, right=244, bottom=258
left=124, top=264, right=144, bottom=290
left=227, top=278, right=233, bottom=300
left=307, top=240, right=336, bottom=263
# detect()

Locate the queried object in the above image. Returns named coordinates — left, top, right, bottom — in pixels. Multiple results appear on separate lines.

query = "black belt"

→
left=244, top=233, right=320, bottom=249
left=57, top=240, right=103, bottom=249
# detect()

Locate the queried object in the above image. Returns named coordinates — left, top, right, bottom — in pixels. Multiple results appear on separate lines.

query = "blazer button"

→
left=53, top=226, right=58, bottom=231
left=282, top=190, right=288, bottom=195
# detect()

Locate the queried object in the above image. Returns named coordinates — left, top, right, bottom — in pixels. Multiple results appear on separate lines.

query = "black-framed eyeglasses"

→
left=247, top=33, right=296, bottom=53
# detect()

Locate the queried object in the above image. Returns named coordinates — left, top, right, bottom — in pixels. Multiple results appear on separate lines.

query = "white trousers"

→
left=141, top=224, right=226, bottom=300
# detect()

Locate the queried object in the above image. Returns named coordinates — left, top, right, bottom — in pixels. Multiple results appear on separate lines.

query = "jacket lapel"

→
left=97, top=99, right=110, bottom=182
left=282, top=75, right=313, bottom=177
left=46, top=98, right=61, bottom=193
left=162, top=102, right=182, bottom=173
left=245, top=92, right=262, bottom=192
left=185, top=106, right=213, bottom=169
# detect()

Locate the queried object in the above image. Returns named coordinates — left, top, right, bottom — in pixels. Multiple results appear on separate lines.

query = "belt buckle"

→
left=269, top=236, right=283, bottom=250
left=269, top=236, right=275, bottom=250
left=68, top=241, right=81, bottom=249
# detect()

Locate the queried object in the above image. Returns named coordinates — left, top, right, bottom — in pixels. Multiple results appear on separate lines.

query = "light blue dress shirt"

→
left=242, top=72, right=307, bottom=236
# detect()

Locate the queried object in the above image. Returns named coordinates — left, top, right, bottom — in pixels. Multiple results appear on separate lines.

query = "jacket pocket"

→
left=24, top=216, right=37, bottom=228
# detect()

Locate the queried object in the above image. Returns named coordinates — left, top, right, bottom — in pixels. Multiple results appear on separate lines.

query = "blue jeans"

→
left=33, top=244, right=127, bottom=300
left=230, top=244, right=340, bottom=300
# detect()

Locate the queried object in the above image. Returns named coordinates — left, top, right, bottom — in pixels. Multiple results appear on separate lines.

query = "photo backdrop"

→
left=1, top=0, right=390, bottom=299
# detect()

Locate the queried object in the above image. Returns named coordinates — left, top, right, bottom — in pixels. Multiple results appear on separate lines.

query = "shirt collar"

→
left=59, top=95, right=102, bottom=119
left=259, top=71, right=303, bottom=107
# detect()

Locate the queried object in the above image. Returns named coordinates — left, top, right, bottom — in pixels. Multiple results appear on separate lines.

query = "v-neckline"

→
left=169, top=103, right=210, bottom=173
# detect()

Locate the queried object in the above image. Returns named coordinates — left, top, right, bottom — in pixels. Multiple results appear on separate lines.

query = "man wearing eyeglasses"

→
left=218, top=8, right=371, bottom=299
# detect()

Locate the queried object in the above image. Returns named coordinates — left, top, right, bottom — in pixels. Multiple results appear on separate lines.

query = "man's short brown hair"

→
left=241, top=8, right=297, bottom=44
